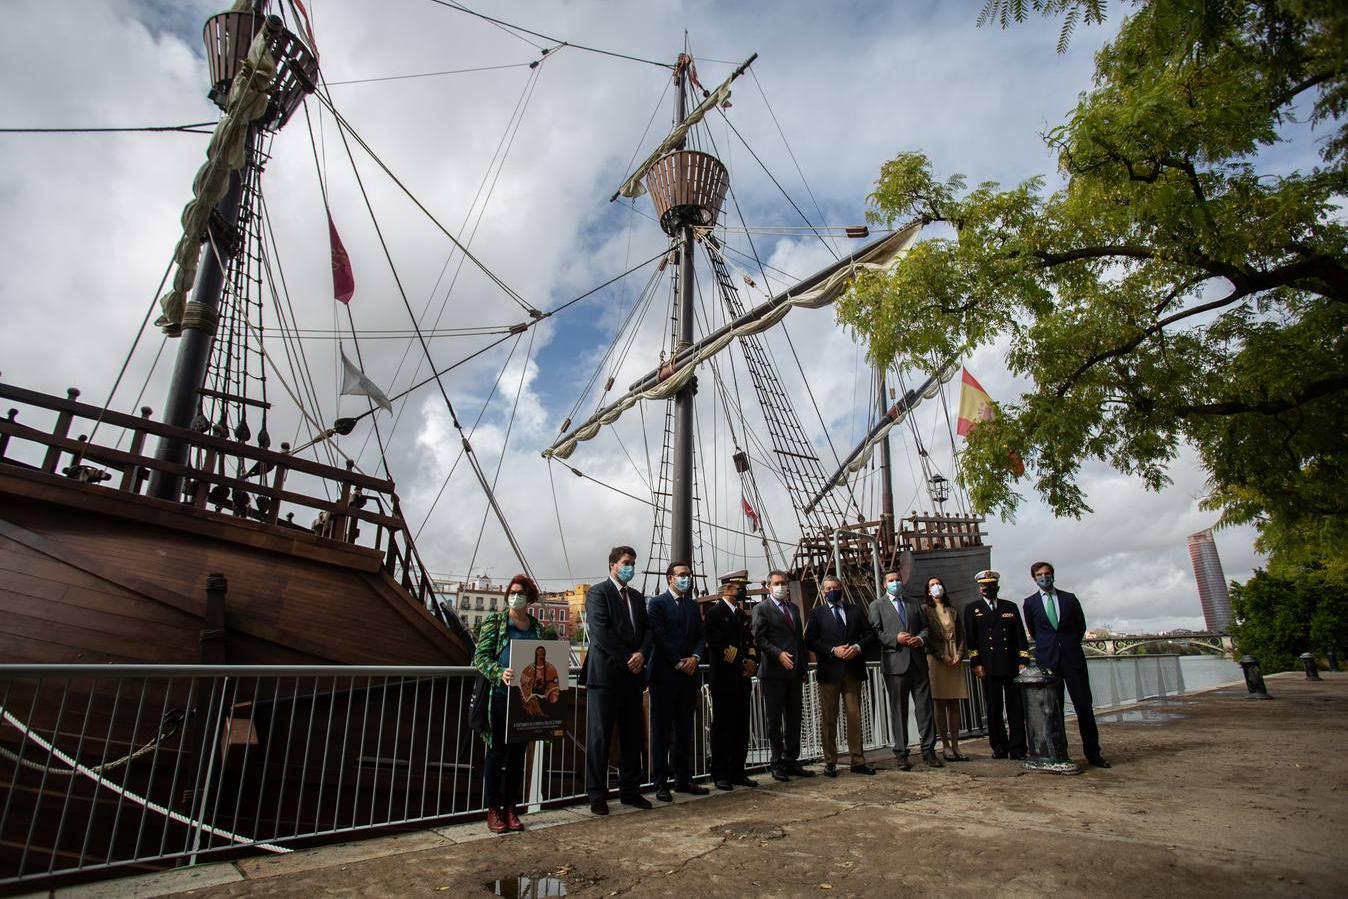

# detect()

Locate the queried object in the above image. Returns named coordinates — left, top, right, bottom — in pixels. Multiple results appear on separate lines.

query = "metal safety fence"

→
left=0, top=656, right=1183, bottom=887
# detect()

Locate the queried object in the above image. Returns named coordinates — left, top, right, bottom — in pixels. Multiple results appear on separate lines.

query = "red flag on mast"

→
left=741, top=495, right=761, bottom=532
left=328, top=213, right=355, bottom=304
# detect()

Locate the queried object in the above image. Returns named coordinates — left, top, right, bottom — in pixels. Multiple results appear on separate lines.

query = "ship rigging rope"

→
left=325, top=62, right=534, bottom=86
left=352, top=61, right=546, bottom=471
left=321, top=81, right=534, bottom=579
left=465, top=324, right=538, bottom=577
left=0, top=706, right=290, bottom=855
left=412, top=334, right=523, bottom=540
left=313, top=91, right=536, bottom=315
left=424, top=0, right=674, bottom=69
left=0, top=122, right=215, bottom=134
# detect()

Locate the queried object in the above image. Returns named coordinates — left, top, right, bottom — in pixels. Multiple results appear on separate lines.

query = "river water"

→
left=1178, top=655, right=1243, bottom=691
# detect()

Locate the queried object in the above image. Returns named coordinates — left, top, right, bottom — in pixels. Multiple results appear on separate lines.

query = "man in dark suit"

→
left=646, top=560, right=710, bottom=802
left=1022, top=561, right=1110, bottom=768
left=805, top=575, right=877, bottom=777
left=704, top=570, right=759, bottom=791
left=964, top=569, right=1029, bottom=759
left=752, top=569, right=815, bottom=781
left=868, top=569, right=941, bottom=769
left=581, top=545, right=655, bottom=815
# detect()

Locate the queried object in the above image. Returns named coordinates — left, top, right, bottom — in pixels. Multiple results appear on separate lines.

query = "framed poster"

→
left=506, top=639, right=569, bottom=743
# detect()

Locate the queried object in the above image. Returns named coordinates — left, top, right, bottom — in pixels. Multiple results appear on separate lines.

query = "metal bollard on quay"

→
left=1014, top=663, right=1081, bottom=774
left=1300, top=652, right=1322, bottom=680
left=1238, top=654, right=1272, bottom=699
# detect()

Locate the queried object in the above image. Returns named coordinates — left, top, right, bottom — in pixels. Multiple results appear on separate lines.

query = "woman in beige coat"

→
left=924, top=576, right=969, bottom=761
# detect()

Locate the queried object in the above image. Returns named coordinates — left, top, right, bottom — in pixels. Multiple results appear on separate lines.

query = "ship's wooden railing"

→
left=0, top=383, right=440, bottom=612
left=902, top=512, right=986, bottom=552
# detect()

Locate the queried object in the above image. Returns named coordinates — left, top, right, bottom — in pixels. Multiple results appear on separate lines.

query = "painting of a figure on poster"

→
left=506, top=639, right=568, bottom=743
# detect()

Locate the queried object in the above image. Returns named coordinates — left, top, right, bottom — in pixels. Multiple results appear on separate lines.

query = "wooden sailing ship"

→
left=0, top=4, right=990, bottom=884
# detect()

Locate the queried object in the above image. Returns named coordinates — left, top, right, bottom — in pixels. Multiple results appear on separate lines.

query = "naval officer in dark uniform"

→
left=963, top=569, right=1029, bottom=759
left=703, top=569, right=759, bottom=791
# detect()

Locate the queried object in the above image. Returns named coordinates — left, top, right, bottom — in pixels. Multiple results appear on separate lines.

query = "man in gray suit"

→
left=867, top=569, right=942, bottom=769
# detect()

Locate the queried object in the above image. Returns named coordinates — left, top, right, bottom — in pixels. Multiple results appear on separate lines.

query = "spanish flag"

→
left=956, top=368, right=996, bottom=437
left=957, top=368, right=1024, bottom=477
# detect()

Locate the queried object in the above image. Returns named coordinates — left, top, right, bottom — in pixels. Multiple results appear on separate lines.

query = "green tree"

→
left=838, top=0, right=1348, bottom=569
left=1230, top=566, right=1347, bottom=670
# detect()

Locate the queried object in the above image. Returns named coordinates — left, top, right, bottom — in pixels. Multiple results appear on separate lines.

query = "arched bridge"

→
left=1083, top=633, right=1235, bottom=659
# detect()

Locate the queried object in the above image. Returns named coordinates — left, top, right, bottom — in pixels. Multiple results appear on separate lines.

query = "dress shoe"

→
left=732, top=777, right=759, bottom=788
left=770, top=768, right=790, bottom=782
left=1009, top=751, right=1026, bottom=760
left=486, top=807, right=509, bottom=833
left=504, top=805, right=525, bottom=832
left=1088, top=756, right=1112, bottom=769
left=620, top=794, right=653, bottom=809
left=896, top=755, right=913, bottom=771
left=991, top=750, right=1008, bottom=759
left=823, top=763, right=838, bottom=778
left=589, top=798, right=609, bottom=816
left=714, top=779, right=734, bottom=791
left=943, top=750, right=970, bottom=762
left=655, top=785, right=673, bottom=802
left=787, top=764, right=816, bottom=777
left=850, top=764, right=877, bottom=775
left=922, top=750, right=944, bottom=768
left=674, top=782, right=710, bottom=796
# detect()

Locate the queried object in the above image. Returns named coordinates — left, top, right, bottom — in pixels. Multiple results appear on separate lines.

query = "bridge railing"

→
left=0, top=656, right=1181, bottom=888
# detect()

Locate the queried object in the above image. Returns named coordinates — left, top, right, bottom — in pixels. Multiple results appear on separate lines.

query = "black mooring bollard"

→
left=1015, top=663, right=1080, bottom=774
left=1300, top=652, right=1322, bottom=680
left=1239, top=654, right=1272, bottom=699
left=1327, top=650, right=1340, bottom=673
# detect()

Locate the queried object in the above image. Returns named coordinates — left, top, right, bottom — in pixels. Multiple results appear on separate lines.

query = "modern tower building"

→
left=1187, top=528, right=1234, bottom=632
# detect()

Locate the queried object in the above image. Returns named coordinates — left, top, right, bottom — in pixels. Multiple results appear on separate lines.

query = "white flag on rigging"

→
left=340, top=350, right=392, bottom=413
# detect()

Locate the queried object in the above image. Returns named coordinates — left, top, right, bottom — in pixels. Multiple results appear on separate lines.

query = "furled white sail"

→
left=544, top=220, right=922, bottom=460
left=156, top=11, right=278, bottom=336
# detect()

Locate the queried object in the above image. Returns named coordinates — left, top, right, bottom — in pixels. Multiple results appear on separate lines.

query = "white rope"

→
left=1, top=706, right=291, bottom=855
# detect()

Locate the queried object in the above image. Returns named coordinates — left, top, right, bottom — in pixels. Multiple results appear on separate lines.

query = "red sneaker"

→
left=486, top=807, right=508, bottom=834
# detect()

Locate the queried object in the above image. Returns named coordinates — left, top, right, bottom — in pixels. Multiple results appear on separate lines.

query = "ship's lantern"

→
left=644, top=150, right=730, bottom=236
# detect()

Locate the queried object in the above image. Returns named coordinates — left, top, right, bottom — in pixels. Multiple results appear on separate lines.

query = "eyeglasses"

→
left=508, top=590, right=525, bottom=597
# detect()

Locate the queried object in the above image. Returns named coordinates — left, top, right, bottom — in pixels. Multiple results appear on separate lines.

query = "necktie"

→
left=779, top=600, right=794, bottom=631
left=895, top=597, right=908, bottom=630
left=1044, top=593, right=1059, bottom=629
left=622, top=587, right=637, bottom=630
left=832, top=604, right=845, bottom=633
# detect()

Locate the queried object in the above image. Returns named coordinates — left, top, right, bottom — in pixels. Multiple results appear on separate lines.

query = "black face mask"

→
left=982, top=585, right=1000, bottom=600
left=735, top=587, right=747, bottom=603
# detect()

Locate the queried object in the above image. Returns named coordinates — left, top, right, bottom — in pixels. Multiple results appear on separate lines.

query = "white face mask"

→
left=770, top=584, right=788, bottom=600
left=930, top=585, right=944, bottom=598
left=508, top=593, right=528, bottom=611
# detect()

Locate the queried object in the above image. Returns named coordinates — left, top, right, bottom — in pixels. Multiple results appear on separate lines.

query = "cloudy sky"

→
left=0, top=0, right=1267, bottom=632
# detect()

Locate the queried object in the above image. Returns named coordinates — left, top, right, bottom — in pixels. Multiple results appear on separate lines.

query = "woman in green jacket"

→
left=473, top=573, right=551, bottom=833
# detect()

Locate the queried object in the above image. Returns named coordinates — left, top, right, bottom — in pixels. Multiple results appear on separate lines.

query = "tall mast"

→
left=147, top=6, right=317, bottom=500
left=877, top=368, right=895, bottom=554
left=671, top=60, right=695, bottom=569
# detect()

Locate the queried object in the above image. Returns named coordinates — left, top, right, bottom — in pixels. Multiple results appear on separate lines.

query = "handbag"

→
left=468, top=671, right=491, bottom=732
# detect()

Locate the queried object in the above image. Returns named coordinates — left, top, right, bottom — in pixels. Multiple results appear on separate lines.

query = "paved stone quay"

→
left=53, top=672, right=1347, bottom=898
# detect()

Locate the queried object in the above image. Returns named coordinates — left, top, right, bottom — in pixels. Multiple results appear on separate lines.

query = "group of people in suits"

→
left=564, top=548, right=1110, bottom=821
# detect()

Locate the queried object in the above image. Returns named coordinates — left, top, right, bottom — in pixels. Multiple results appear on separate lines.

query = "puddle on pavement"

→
left=487, top=875, right=567, bottom=898
left=1097, top=708, right=1186, bottom=724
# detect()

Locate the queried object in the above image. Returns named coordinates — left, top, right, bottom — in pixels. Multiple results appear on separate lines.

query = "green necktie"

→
left=1044, top=593, right=1059, bottom=629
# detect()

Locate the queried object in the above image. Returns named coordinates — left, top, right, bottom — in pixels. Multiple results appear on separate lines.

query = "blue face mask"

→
left=617, top=563, right=635, bottom=584
left=886, top=581, right=902, bottom=597
left=674, top=575, right=691, bottom=593
left=825, top=589, right=842, bottom=604
left=1036, top=573, right=1054, bottom=591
